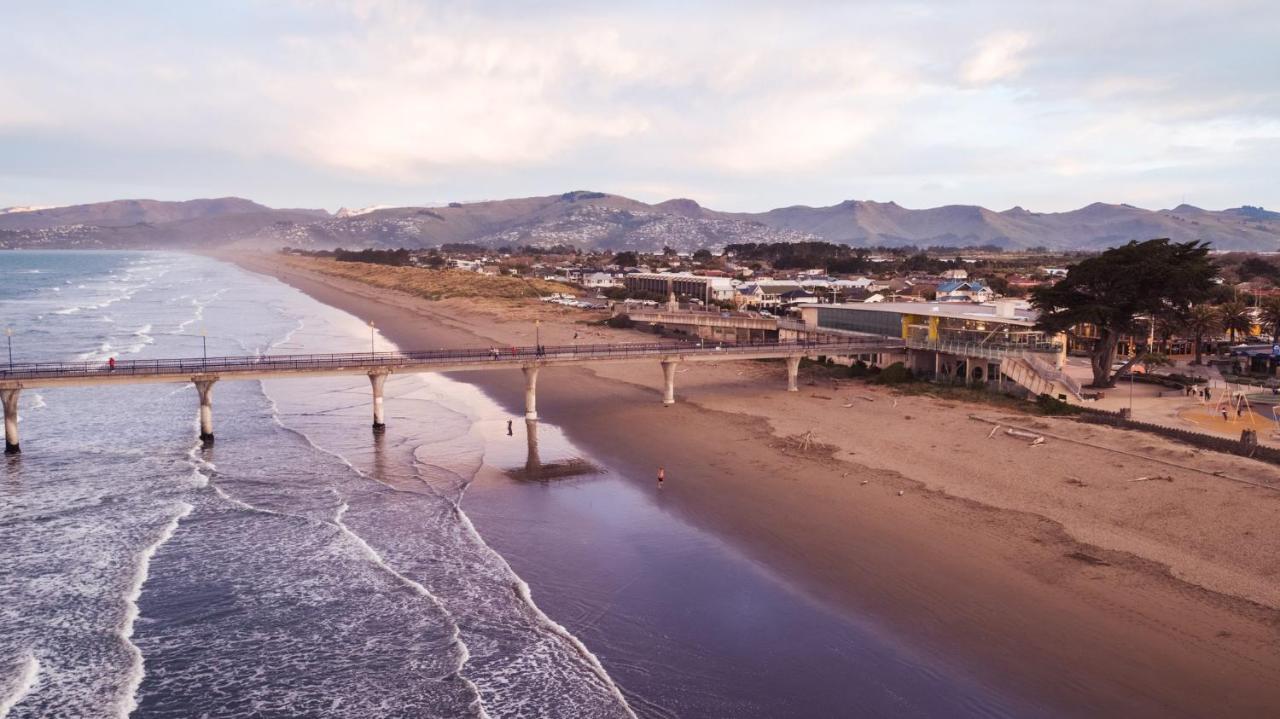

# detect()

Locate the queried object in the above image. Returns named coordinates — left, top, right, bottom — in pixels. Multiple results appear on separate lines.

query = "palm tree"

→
left=1184, top=304, right=1222, bottom=364
left=1259, top=296, right=1280, bottom=343
left=1218, top=300, right=1253, bottom=344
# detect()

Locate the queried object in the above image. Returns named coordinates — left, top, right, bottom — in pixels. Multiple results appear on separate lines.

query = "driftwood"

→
left=1127, top=475, right=1174, bottom=483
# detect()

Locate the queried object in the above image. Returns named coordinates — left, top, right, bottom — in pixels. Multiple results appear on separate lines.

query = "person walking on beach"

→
left=657, top=467, right=665, bottom=489
left=107, top=357, right=115, bottom=371
left=507, top=419, right=513, bottom=436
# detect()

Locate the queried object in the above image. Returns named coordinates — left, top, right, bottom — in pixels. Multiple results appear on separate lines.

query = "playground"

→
left=1174, top=385, right=1280, bottom=440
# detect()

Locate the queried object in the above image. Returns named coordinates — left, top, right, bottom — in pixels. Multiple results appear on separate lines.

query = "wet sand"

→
left=228, top=253, right=1280, bottom=718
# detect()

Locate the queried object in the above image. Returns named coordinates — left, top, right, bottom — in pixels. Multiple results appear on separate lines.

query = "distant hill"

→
left=2, top=192, right=1278, bottom=252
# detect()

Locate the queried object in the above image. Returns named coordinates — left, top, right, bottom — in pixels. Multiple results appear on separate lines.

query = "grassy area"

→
left=801, top=358, right=1082, bottom=416
left=279, top=255, right=579, bottom=302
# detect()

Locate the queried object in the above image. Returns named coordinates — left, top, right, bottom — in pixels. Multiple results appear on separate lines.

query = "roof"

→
left=937, top=279, right=989, bottom=293
left=823, top=301, right=1039, bottom=327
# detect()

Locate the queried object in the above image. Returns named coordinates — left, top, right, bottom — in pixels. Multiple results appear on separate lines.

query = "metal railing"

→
left=904, top=337, right=1059, bottom=361
left=0, top=337, right=901, bottom=383
left=1024, top=354, right=1083, bottom=398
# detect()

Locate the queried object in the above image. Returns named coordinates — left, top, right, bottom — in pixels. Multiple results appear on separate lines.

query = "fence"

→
left=0, top=337, right=893, bottom=383
left=1072, top=407, right=1280, bottom=465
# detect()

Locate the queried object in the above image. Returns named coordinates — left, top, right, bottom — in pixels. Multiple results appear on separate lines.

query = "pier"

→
left=1, top=337, right=898, bottom=453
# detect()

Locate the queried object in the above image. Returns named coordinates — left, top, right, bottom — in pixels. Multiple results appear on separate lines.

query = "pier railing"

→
left=0, top=336, right=901, bottom=382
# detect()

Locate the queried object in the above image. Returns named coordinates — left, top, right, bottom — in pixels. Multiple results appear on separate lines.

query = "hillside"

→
left=2, top=191, right=1278, bottom=252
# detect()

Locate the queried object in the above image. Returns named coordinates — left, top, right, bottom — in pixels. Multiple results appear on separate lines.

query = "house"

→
left=935, top=279, right=994, bottom=303
left=582, top=272, right=620, bottom=289
left=940, top=268, right=969, bottom=280
left=779, top=289, right=820, bottom=306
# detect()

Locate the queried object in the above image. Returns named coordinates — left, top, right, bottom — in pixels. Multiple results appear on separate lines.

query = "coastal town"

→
left=277, top=242, right=1280, bottom=445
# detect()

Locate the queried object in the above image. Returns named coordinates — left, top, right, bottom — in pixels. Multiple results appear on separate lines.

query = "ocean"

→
left=0, top=251, right=1037, bottom=717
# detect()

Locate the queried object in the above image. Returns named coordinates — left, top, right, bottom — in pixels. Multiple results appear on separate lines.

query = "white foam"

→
left=331, top=499, right=491, bottom=719
left=0, top=652, right=40, bottom=718
left=117, top=502, right=193, bottom=718
left=454, top=498, right=637, bottom=718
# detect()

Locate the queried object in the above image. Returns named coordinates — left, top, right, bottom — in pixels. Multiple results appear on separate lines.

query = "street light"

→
left=535, top=319, right=541, bottom=351
left=200, top=325, right=207, bottom=363
left=369, top=321, right=376, bottom=355
left=5, top=327, right=11, bottom=368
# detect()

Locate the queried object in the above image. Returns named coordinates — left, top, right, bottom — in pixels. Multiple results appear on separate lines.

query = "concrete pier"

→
left=785, top=356, right=801, bottom=392
left=194, top=379, right=216, bottom=444
left=369, top=372, right=388, bottom=433
left=523, top=366, right=540, bottom=421
left=2, top=388, right=19, bottom=454
left=661, top=360, right=677, bottom=405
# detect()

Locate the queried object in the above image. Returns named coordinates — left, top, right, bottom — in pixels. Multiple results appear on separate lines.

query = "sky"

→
left=1, top=0, right=1278, bottom=213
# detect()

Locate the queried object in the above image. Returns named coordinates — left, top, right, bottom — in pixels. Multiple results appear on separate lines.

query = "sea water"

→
left=0, top=251, right=1039, bottom=718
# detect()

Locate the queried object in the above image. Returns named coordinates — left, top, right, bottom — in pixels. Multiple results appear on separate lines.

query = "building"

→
left=801, top=300, right=1050, bottom=349
left=622, top=272, right=736, bottom=303
left=581, top=272, right=620, bottom=288
left=935, top=279, right=994, bottom=303
left=735, top=281, right=803, bottom=309
left=797, top=300, right=1073, bottom=395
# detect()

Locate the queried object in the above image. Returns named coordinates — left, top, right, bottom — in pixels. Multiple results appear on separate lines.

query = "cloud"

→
left=961, top=32, right=1033, bottom=85
left=0, top=1, right=1276, bottom=212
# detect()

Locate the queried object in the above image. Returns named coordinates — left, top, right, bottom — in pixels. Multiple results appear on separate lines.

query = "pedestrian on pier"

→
left=108, top=357, right=115, bottom=371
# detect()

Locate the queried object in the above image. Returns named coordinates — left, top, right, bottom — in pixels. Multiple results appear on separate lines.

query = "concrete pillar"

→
left=194, top=379, right=216, bottom=444
left=369, top=372, right=388, bottom=433
left=934, top=351, right=941, bottom=381
left=661, top=360, right=677, bottom=406
left=785, top=355, right=801, bottom=392
left=2, top=388, right=19, bottom=454
left=523, top=366, right=540, bottom=421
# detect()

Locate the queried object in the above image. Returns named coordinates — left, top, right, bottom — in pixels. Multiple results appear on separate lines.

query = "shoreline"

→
left=225, top=252, right=1280, bottom=717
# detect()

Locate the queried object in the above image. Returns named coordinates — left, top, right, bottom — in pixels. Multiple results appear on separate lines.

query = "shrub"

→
left=1034, top=394, right=1082, bottom=415
left=605, top=315, right=635, bottom=329
left=870, top=362, right=913, bottom=385
left=847, top=360, right=871, bottom=378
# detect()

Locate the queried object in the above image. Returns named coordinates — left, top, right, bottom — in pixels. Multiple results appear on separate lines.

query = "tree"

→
left=611, top=251, right=638, bottom=268
left=1259, top=297, right=1280, bottom=343
left=1183, top=304, right=1222, bottom=365
left=1031, top=239, right=1216, bottom=388
left=692, top=248, right=713, bottom=261
left=1218, top=300, right=1253, bottom=343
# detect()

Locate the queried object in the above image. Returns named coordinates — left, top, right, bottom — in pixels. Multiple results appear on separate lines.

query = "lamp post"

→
left=5, top=327, right=11, bottom=368
left=1129, top=365, right=1135, bottom=416
left=535, top=319, right=541, bottom=352
left=200, top=325, right=207, bottom=363
left=369, top=321, right=376, bottom=355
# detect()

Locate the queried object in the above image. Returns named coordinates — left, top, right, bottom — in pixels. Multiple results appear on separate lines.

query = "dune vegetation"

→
left=277, top=255, right=578, bottom=302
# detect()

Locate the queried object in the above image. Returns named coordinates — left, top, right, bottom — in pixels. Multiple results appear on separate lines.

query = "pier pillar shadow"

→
left=525, top=419, right=541, bottom=477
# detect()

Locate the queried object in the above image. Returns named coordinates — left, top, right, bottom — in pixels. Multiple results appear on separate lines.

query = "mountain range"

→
left=2, top=191, right=1278, bottom=253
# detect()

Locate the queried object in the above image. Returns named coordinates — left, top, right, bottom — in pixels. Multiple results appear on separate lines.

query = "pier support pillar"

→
left=785, top=355, right=801, bottom=392
left=2, top=388, right=19, bottom=454
left=194, top=379, right=216, bottom=445
left=523, top=366, right=540, bottom=421
left=369, top=372, right=388, bottom=433
left=661, top=360, right=677, bottom=406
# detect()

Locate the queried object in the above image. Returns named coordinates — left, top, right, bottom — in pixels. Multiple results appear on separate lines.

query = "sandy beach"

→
left=229, top=252, right=1280, bottom=717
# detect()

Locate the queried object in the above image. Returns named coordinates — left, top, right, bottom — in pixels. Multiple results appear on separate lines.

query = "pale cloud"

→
left=0, top=1, right=1276, bottom=212
left=961, top=32, right=1033, bottom=85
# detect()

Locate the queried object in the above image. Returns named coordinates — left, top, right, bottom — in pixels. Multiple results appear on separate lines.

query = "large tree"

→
left=1031, top=239, right=1216, bottom=388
